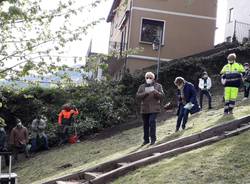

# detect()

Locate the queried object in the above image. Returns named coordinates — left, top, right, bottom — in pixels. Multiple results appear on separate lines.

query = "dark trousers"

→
left=59, top=125, right=70, bottom=145
left=12, top=144, right=28, bottom=161
left=142, top=113, right=157, bottom=143
left=31, top=135, right=49, bottom=152
left=176, top=105, right=190, bottom=130
left=244, top=85, right=250, bottom=98
left=199, top=90, right=212, bottom=109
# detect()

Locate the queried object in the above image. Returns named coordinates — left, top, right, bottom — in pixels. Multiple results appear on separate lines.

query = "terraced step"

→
left=43, top=115, right=250, bottom=184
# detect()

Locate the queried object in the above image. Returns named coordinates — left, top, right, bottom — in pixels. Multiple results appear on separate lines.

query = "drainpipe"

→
left=123, top=0, right=133, bottom=75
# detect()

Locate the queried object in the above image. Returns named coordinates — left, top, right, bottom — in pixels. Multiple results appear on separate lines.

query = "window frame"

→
left=139, top=17, right=166, bottom=45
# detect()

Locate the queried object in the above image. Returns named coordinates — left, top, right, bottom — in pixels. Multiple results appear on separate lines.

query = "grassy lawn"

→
left=112, top=130, right=250, bottom=184
left=13, top=95, right=250, bottom=184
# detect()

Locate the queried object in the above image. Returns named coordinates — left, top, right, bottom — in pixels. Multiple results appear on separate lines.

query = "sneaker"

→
left=242, top=97, right=248, bottom=101
left=150, top=141, right=155, bottom=145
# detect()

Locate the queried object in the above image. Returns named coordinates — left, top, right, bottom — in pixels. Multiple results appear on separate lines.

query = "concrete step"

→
left=83, top=172, right=102, bottom=180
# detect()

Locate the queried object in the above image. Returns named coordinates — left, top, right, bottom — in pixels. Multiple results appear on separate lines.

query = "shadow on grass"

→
left=213, top=114, right=236, bottom=125
left=156, top=131, right=185, bottom=145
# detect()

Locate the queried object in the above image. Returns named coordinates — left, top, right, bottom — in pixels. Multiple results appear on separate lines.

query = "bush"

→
left=0, top=81, right=135, bottom=146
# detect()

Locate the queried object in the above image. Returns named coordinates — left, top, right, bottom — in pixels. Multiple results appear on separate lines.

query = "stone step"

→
left=84, top=172, right=102, bottom=180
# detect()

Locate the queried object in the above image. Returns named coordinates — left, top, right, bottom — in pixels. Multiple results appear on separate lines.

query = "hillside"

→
left=112, top=129, right=250, bottom=184
left=12, top=93, right=250, bottom=184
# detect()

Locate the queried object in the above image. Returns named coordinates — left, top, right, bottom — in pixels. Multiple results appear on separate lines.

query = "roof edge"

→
left=107, top=0, right=122, bottom=22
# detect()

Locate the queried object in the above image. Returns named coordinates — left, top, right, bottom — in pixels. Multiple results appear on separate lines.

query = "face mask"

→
left=146, top=79, right=153, bottom=84
left=244, top=67, right=249, bottom=70
left=228, top=60, right=234, bottom=64
left=17, top=122, right=22, bottom=128
left=203, top=75, right=208, bottom=78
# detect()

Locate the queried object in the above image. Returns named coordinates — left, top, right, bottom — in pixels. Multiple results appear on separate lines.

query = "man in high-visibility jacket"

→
left=220, top=53, right=245, bottom=114
left=58, top=104, right=79, bottom=145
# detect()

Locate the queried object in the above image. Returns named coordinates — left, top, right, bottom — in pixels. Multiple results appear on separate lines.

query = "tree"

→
left=0, top=0, right=105, bottom=81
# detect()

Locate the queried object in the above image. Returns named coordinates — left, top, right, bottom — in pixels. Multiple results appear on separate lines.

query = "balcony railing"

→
left=108, top=41, right=127, bottom=57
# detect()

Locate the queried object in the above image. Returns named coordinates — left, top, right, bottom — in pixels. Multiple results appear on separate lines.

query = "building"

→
left=225, top=0, right=250, bottom=43
left=107, top=0, right=217, bottom=79
left=86, top=40, right=106, bottom=80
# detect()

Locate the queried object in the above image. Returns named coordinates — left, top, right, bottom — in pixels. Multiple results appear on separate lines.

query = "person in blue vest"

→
left=220, top=53, right=244, bottom=114
left=198, top=71, right=212, bottom=109
left=174, top=77, right=200, bottom=132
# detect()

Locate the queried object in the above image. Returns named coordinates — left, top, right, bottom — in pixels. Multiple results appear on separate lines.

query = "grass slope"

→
left=14, top=96, right=250, bottom=184
left=112, top=130, right=250, bottom=184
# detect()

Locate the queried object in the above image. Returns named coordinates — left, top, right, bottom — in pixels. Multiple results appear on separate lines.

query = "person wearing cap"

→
left=0, top=117, right=9, bottom=166
left=174, top=77, right=200, bottom=132
left=30, top=115, right=49, bottom=152
left=242, top=62, right=250, bottom=100
left=58, top=103, right=79, bottom=145
left=220, top=53, right=244, bottom=114
left=198, top=71, right=212, bottom=109
left=136, top=72, right=164, bottom=145
left=10, top=119, right=29, bottom=160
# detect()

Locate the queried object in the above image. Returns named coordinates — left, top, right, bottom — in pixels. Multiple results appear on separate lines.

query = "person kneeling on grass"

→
left=174, top=77, right=200, bottom=132
left=136, top=72, right=164, bottom=146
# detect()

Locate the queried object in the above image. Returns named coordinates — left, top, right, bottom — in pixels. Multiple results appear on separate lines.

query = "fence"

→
left=233, top=20, right=250, bottom=43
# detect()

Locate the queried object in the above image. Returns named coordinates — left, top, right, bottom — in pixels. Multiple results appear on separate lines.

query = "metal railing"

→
left=232, top=20, right=250, bottom=43
left=108, top=41, right=127, bottom=56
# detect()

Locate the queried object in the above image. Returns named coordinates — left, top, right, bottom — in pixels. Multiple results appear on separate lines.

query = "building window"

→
left=228, top=8, right=234, bottom=23
left=140, top=18, right=165, bottom=44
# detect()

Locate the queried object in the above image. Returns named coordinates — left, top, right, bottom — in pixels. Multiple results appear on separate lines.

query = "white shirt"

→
left=199, top=77, right=212, bottom=90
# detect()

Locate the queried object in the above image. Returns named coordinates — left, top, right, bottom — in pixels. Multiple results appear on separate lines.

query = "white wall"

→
left=225, top=0, right=250, bottom=42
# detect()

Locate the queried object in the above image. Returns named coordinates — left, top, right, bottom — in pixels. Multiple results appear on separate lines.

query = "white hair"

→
left=227, top=53, right=236, bottom=60
left=145, top=72, right=155, bottom=79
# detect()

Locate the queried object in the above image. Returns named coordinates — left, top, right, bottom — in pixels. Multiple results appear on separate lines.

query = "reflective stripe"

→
left=229, top=104, right=235, bottom=108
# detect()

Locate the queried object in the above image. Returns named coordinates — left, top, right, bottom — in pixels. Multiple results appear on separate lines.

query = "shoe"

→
left=150, top=141, right=155, bottom=145
left=182, top=125, right=186, bottom=130
left=175, top=128, right=179, bottom=132
left=208, top=107, right=212, bottom=110
left=141, top=141, right=149, bottom=146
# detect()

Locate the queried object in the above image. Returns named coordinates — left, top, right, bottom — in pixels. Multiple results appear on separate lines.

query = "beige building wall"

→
left=107, top=0, right=217, bottom=77
left=126, top=58, right=156, bottom=74
left=129, top=10, right=216, bottom=60
left=133, top=0, right=217, bottom=17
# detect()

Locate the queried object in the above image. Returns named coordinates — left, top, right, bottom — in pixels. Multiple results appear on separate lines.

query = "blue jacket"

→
left=177, top=82, right=200, bottom=114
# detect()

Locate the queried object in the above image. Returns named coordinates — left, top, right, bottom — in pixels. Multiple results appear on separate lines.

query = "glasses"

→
left=146, top=77, right=153, bottom=79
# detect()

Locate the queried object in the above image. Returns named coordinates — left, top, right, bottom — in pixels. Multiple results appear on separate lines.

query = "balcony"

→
left=108, top=41, right=127, bottom=57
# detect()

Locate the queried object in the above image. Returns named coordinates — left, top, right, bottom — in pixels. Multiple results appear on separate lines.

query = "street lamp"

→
left=152, top=34, right=162, bottom=81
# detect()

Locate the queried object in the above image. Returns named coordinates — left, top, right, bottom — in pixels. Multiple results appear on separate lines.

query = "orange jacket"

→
left=58, top=109, right=79, bottom=126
